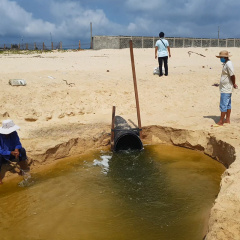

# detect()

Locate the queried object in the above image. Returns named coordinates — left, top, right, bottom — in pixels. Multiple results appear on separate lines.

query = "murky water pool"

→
left=0, top=145, right=225, bottom=240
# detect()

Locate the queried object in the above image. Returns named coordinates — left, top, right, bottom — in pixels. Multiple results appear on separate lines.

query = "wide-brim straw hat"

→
left=0, top=119, right=20, bottom=134
left=216, top=50, right=232, bottom=58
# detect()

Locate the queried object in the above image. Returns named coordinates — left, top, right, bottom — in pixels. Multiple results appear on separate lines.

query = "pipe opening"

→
left=113, top=116, right=143, bottom=152
left=114, top=131, right=143, bottom=151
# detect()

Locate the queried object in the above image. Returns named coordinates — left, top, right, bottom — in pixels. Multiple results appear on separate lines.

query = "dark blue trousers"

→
left=158, top=56, right=168, bottom=76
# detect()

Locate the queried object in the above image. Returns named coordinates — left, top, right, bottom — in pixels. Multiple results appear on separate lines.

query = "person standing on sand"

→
left=215, top=50, right=238, bottom=126
left=155, top=32, right=171, bottom=77
left=0, top=119, right=29, bottom=184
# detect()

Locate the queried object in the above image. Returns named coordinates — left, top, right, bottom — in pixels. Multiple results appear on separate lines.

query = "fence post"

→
left=79, top=40, right=81, bottom=50
left=43, top=42, right=45, bottom=50
left=51, top=42, right=53, bottom=50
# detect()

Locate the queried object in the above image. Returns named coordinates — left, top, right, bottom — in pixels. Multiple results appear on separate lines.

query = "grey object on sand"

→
left=9, top=79, right=26, bottom=86
left=153, top=67, right=165, bottom=75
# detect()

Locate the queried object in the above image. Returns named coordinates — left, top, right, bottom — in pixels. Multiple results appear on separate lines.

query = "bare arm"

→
left=167, top=46, right=171, bottom=57
left=155, top=46, right=158, bottom=59
left=231, top=75, right=238, bottom=89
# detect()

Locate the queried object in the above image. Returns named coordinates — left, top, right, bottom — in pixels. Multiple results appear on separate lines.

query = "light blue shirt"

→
left=155, top=38, right=169, bottom=57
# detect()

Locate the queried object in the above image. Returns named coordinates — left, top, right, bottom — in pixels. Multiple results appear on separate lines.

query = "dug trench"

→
left=5, top=124, right=240, bottom=240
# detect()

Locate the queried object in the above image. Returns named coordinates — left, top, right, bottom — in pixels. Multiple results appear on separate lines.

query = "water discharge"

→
left=0, top=145, right=225, bottom=240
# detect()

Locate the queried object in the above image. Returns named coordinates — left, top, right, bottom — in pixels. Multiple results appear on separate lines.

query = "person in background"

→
left=214, top=50, right=238, bottom=126
left=0, top=119, right=29, bottom=184
left=155, top=32, right=171, bottom=77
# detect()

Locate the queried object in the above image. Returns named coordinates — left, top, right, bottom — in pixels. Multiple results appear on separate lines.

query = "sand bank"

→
left=0, top=47, right=240, bottom=239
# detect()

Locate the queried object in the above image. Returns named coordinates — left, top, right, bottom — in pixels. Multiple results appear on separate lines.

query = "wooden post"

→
left=111, top=106, right=116, bottom=151
left=129, top=40, right=142, bottom=139
left=79, top=40, right=81, bottom=50
left=51, top=42, right=53, bottom=50
left=90, top=22, right=93, bottom=49
left=43, top=42, right=45, bottom=50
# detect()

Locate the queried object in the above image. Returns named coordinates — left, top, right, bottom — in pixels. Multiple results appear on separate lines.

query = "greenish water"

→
left=0, top=145, right=225, bottom=240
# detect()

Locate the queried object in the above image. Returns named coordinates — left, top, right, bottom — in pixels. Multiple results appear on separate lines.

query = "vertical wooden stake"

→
left=90, top=22, right=93, bottom=49
left=111, top=106, right=116, bottom=151
left=129, top=40, right=142, bottom=139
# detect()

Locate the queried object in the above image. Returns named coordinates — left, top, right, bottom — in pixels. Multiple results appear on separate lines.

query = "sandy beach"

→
left=0, top=47, right=240, bottom=239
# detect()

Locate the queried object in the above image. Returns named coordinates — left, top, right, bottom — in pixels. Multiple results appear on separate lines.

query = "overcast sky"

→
left=1, top=0, right=240, bottom=48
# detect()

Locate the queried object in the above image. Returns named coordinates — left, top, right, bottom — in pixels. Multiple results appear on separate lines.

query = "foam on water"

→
left=93, top=155, right=112, bottom=174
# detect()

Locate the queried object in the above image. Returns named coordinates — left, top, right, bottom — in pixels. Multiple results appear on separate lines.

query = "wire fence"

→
left=0, top=41, right=91, bottom=51
left=93, top=36, right=240, bottom=50
left=1, top=37, right=240, bottom=51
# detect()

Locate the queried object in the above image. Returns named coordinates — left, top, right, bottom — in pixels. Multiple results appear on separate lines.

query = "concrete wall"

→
left=93, top=36, right=240, bottom=50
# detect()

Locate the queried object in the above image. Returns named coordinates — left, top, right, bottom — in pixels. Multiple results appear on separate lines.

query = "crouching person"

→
left=0, top=119, right=30, bottom=184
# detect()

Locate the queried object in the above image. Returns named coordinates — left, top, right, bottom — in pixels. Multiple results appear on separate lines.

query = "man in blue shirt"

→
left=155, top=32, right=171, bottom=77
left=0, top=119, right=29, bottom=184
